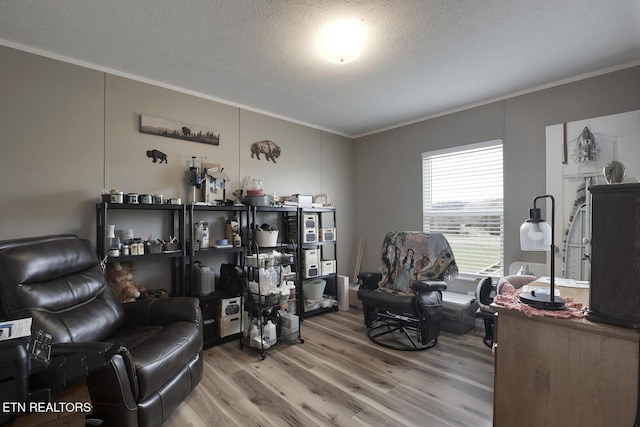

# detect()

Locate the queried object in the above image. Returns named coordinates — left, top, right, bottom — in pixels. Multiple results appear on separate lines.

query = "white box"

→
left=215, top=297, right=243, bottom=318
left=280, top=326, right=298, bottom=342
left=303, top=249, right=318, bottom=266
left=303, top=214, right=317, bottom=229
left=302, top=228, right=317, bottom=243
left=303, top=264, right=319, bottom=279
left=319, top=228, right=336, bottom=242
left=280, top=313, right=299, bottom=330
left=217, top=314, right=241, bottom=337
left=283, top=195, right=313, bottom=207
left=320, top=260, right=336, bottom=275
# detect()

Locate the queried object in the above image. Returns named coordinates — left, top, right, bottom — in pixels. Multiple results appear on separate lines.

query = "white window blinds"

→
left=422, top=140, right=504, bottom=277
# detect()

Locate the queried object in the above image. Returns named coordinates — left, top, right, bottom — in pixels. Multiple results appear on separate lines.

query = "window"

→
left=422, top=140, right=504, bottom=277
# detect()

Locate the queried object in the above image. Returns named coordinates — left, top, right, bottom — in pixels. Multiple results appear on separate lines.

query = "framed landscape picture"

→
left=140, top=114, right=220, bottom=146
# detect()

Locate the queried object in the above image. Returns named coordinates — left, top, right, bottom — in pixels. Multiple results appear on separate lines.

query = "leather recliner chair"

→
left=0, top=234, right=203, bottom=426
left=357, top=231, right=457, bottom=351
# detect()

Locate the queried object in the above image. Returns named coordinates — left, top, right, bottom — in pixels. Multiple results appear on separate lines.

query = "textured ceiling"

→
left=1, top=0, right=639, bottom=137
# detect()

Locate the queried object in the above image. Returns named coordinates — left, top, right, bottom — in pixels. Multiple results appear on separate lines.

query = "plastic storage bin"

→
left=441, top=291, right=477, bottom=334
left=303, top=278, right=326, bottom=300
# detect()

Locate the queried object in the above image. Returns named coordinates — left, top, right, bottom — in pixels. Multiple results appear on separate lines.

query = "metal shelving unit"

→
left=96, top=202, right=185, bottom=296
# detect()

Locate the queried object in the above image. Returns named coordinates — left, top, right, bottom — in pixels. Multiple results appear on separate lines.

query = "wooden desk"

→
left=493, top=286, right=639, bottom=427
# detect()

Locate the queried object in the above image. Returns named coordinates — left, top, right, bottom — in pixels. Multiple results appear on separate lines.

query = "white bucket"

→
left=255, top=230, right=279, bottom=247
left=303, top=278, right=326, bottom=300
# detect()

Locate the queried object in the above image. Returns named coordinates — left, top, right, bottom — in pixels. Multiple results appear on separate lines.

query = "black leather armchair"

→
left=357, top=232, right=457, bottom=351
left=0, top=234, right=202, bottom=426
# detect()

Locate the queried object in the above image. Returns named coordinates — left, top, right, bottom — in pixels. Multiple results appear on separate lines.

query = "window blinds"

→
left=422, top=140, right=504, bottom=277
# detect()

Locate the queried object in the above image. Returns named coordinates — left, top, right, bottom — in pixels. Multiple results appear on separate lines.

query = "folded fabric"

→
left=494, top=288, right=586, bottom=319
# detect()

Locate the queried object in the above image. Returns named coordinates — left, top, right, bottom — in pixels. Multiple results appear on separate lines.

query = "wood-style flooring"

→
left=165, top=309, right=494, bottom=427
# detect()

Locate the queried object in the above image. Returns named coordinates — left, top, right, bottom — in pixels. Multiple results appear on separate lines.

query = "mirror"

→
left=545, top=110, right=640, bottom=282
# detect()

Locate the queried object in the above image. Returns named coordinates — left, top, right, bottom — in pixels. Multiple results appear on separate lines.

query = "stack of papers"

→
left=0, top=318, right=32, bottom=341
left=537, top=277, right=590, bottom=288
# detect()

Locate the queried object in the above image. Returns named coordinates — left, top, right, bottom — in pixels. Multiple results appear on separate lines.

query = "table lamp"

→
left=519, top=194, right=565, bottom=310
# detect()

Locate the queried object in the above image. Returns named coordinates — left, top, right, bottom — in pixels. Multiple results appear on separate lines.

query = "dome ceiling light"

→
left=316, top=18, right=366, bottom=64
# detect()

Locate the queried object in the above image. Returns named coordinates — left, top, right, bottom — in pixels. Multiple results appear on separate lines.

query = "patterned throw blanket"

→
left=377, top=231, right=458, bottom=295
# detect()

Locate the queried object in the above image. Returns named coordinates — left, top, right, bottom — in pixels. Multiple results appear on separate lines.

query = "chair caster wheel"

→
left=299, top=338, right=305, bottom=344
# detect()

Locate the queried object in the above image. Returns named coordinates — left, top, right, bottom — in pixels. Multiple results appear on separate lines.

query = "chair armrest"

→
left=122, top=297, right=201, bottom=327
left=357, top=272, right=382, bottom=290
left=414, top=280, right=447, bottom=292
left=30, top=341, right=120, bottom=390
left=51, top=341, right=119, bottom=359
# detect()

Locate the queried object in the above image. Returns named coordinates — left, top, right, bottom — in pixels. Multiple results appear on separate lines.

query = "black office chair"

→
left=475, top=277, right=496, bottom=348
left=357, top=232, right=457, bottom=351
left=475, top=274, right=538, bottom=348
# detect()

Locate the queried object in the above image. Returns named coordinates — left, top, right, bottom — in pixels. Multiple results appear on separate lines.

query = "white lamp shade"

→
left=520, top=220, right=551, bottom=251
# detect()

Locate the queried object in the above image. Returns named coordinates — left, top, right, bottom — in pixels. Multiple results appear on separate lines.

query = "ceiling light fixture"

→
left=316, top=18, right=365, bottom=64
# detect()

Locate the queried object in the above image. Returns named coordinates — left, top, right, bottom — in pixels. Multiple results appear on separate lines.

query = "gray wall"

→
left=354, top=66, right=640, bottom=292
left=0, top=45, right=105, bottom=239
left=0, top=45, right=355, bottom=289
left=2, top=43, right=638, bottom=294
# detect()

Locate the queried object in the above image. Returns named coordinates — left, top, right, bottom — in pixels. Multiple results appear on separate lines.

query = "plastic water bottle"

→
left=264, top=320, right=277, bottom=347
left=249, top=324, right=259, bottom=348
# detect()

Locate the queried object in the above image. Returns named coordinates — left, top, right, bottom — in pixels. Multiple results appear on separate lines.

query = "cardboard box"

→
left=348, top=287, right=362, bottom=310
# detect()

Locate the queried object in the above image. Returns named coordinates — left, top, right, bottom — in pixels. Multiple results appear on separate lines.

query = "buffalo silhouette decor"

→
left=251, top=140, right=281, bottom=163
left=147, top=149, right=168, bottom=164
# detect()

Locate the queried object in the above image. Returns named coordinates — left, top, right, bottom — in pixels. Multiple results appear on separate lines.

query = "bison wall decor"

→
left=251, top=140, right=281, bottom=163
left=147, top=149, right=168, bottom=163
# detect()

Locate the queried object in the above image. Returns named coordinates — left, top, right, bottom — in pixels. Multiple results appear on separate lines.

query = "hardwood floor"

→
left=165, top=309, right=494, bottom=427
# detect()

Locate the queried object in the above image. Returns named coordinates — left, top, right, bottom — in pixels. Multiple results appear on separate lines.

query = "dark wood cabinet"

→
left=587, top=183, right=640, bottom=327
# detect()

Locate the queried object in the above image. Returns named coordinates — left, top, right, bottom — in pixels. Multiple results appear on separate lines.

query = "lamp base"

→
left=519, top=292, right=565, bottom=310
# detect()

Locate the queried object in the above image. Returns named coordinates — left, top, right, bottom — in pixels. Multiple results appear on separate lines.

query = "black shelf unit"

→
left=298, top=207, right=339, bottom=318
left=187, top=204, right=248, bottom=348
left=249, top=205, right=299, bottom=311
left=240, top=239, right=303, bottom=360
left=96, top=202, right=186, bottom=296
left=186, top=204, right=248, bottom=294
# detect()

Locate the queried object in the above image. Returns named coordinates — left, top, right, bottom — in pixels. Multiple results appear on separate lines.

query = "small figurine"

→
left=603, top=160, right=625, bottom=184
